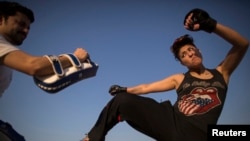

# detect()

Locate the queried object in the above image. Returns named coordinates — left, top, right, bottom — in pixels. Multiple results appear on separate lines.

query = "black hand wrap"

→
left=109, top=85, right=127, bottom=96
left=184, top=8, right=217, bottom=33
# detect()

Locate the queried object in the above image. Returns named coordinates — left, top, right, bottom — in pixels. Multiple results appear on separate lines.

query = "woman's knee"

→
left=113, top=92, right=137, bottom=104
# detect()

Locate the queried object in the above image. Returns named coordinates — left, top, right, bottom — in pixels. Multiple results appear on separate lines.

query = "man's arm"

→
left=1, top=48, right=89, bottom=76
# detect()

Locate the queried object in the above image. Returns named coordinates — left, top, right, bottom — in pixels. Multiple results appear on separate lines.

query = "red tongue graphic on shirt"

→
left=178, top=87, right=221, bottom=116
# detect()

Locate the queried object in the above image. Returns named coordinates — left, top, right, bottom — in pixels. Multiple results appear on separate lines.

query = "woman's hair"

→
left=0, top=1, right=34, bottom=23
left=170, top=34, right=196, bottom=61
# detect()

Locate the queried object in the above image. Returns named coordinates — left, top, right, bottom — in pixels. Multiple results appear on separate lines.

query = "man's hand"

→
left=184, top=8, right=217, bottom=33
left=73, top=48, right=89, bottom=62
left=109, top=85, right=127, bottom=96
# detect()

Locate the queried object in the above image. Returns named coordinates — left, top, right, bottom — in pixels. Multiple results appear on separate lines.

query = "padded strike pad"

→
left=33, top=54, right=98, bottom=93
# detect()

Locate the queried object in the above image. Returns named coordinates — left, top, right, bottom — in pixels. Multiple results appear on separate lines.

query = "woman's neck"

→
left=189, top=66, right=206, bottom=75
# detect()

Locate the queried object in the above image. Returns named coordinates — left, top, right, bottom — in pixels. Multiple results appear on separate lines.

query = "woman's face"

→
left=178, top=44, right=203, bottom=68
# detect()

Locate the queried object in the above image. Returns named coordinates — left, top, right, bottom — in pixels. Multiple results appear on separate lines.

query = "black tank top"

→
left=174, top=69, right=228, bottom=133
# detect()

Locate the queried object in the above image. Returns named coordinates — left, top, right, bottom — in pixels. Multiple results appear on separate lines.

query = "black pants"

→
left=0, top=120, right=25, bottom=141
left=87, top=93, right=179, bottom=141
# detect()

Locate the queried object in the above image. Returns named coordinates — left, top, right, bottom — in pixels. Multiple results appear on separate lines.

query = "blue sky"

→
left=0, top=0, right=249, bottom=141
